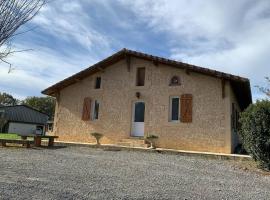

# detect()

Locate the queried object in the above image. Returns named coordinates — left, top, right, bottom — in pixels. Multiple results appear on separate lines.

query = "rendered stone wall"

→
left=230, top=86, right=242, bottom=152
left=53, top=57, right=237, bottom=153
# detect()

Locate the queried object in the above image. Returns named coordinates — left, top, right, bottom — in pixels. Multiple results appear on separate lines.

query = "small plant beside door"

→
left=145, top=134, right=159, bottom=149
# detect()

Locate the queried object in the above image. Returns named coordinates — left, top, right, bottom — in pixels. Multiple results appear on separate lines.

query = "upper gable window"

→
left=136, top=67, right=145, bottom=86
left=169, top=76, right=181, bottom=86
left=95, top=77, right=101, bottom=89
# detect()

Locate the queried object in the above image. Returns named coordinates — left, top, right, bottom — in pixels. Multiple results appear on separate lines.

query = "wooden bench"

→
left=20, top=135, right=59, bottom=147
left=0, top=139, right=33, bottom=148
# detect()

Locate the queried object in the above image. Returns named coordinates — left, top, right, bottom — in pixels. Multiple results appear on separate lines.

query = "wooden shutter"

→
left=181, top=94, right=192, bottom=123
left=82, top=97, right=91, bottom=121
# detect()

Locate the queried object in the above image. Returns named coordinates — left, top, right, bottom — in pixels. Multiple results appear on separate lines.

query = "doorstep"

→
left=55, top=141, right=252, bottom=161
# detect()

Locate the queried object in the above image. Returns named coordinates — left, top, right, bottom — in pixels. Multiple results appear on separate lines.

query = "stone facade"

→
left=52, top=57, right=241, bottom=154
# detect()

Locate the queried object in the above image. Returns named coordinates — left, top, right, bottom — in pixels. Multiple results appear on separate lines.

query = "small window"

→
left=136, top=67, right=145, bottom=86
left=170, top=76, right=181, bottom=86
left=93, top=100, right=100, bottom=120
left=95, top=77, right=101, bottom=89
left=169, top=96, right=180, bottom=121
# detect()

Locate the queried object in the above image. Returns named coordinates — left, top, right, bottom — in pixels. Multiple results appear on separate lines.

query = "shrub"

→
left=145, top=134, right=159, bottom=149
left=146, top=134, right=159, bottom=139
left=239, top=100, right=270, bottom=170
left=90, top=132, right=103, bottom=145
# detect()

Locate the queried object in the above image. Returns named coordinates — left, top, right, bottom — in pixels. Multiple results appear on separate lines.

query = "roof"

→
left=42, top=48, right=252, bottom=110
left=0, top=105, right=48, bottom=124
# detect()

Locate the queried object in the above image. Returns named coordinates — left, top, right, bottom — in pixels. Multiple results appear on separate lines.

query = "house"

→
left=42, top=49, right=252, bottom=154
left=0, top=105, right=49, bottom=135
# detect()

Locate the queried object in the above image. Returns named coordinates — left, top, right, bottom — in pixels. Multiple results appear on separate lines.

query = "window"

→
left=95, top=77, right=101, bottom=89
left=93, top=100, right=100, bottom=120
left=169, top=96, right=180, bottom=121
left=170, top=76, right=181, bottom=86
left=136, top=67, right=145, bottom=86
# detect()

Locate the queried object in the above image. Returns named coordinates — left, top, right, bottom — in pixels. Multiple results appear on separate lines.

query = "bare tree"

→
left=256, top=77, right=270, bottom=98
left=0, top=0, right=46, bottom=69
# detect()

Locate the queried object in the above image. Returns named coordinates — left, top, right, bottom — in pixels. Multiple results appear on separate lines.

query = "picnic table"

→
left=19, top=135, right=59, bottom=147
left=0, top=139, right=34, bottom=148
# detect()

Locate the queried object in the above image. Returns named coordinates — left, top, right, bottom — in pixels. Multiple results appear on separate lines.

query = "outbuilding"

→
left=0, top=105, right=48, bottom=135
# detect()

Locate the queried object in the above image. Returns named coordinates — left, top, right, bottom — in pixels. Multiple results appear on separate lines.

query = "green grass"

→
left=0, top=133, right=21, bottom=140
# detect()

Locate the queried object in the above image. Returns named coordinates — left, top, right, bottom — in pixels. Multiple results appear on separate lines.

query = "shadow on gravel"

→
left=31, top=146, right=67, bottom=150
left=103, top=147, right=122, bottom=151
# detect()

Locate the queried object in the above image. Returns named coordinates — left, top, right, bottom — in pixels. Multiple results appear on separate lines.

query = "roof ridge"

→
left=123, top=48, right=248, bottom=81
left=1, top=104, right=49, bottom=116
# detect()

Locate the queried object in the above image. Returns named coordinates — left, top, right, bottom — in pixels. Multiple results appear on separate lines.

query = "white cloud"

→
left=32, top=0, right=112, bottom=51
left=0, top=44, right=97, bottom=99
left=0, top=0, right=115, bottom=99
left=118, top=0, right=270, bottom=100
left=1, top=0, right=269, bottom=101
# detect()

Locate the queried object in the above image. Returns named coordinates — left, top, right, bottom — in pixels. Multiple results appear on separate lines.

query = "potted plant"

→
left=145, top=134, right=159, bottom=149
left=91, top=132, right=103, bottom=146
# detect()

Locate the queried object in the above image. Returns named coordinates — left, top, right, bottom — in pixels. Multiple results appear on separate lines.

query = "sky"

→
left=0, top=0, right=269, bottom=100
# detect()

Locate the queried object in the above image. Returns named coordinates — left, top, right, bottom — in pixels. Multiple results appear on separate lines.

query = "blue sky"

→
left=0, top=0, right=269, bottom=100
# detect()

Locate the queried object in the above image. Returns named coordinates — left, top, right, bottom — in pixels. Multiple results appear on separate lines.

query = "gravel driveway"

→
left=0, top=146, right=270, bottom=200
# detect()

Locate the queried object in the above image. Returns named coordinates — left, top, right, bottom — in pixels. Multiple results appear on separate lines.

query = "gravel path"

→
left=0, top=146, right=270, bottom=200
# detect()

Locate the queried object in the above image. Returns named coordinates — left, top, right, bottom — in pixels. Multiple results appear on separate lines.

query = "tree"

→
left=0, top=118, right=7, bottom=132
left=239, top=100, right=270, bottom=170
left=0, top=0, right=46, bottom=67
left=22, top=96, right=55, bottom=120
left=0, top=92, right=19, bottom=106
left=0, top=110, right=7, bottom=132
left=256, top=77, right=270, bottom=98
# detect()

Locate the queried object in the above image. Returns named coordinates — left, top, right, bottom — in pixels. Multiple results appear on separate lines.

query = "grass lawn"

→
left=0, top=133, right=21, bottom=140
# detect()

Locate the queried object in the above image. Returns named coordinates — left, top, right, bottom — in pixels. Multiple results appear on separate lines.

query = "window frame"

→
left=169, top=96, right=180, bottom=122
left=92, top=100, right=100, bottom=121
left=136, top=67, right=146, bottom=86
left=169, top=76, right=181, bottom=86
left=95, top=77, right=101, bottom=89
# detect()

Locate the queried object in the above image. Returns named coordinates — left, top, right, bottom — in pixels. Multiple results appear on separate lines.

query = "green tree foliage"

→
left=0, top=92, right=19, bottom=106
left=239, top=100, right=270, bottom=170
left=22, top=96, right=55, bottom=120
left=0, top=110, right=7, bottom=132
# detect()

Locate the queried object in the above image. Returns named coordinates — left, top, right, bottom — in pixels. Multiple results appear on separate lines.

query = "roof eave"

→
left=42, top=48, right=252, bottom=110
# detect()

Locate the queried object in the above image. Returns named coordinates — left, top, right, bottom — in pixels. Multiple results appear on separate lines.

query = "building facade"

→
left=42, top=49, right=252, bottom=153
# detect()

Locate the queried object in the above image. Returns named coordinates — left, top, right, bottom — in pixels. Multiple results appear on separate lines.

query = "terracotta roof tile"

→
left=42, top=48, right=252, bottom=110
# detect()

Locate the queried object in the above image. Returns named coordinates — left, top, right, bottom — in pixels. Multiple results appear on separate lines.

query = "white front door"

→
left=131, top=101, right=145, bottom=137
